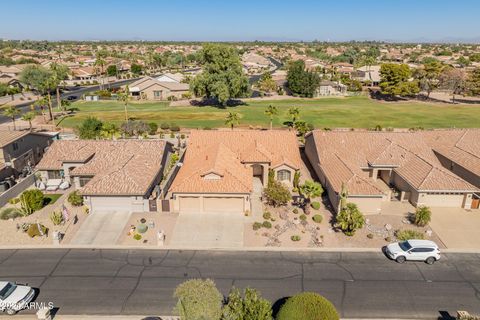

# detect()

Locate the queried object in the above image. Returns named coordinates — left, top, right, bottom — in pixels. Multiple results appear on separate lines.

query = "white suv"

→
left=0, top=281, right=35, bottom=315
left=385, top=239, right=441, bottom=264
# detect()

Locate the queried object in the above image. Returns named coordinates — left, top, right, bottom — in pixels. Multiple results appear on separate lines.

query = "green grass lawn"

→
left=44, top=194, right=62, bottom=206
left=58, top=95, right=480, bottom=129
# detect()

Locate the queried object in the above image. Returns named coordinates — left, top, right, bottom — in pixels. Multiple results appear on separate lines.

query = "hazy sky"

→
left=1, top=0, right=479, bottom=42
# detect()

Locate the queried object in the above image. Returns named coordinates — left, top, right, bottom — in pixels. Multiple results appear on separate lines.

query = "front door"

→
left=472, top=197, right=480, bottom=209
left=149, top=199, right=158, bottom=212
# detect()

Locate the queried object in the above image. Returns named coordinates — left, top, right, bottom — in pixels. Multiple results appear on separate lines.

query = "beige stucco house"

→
left=128, top=76, right=189, bottom=100
left=36, top=140, right=174, bottom=213
left=305, top=130, right=479, bottom=214
left=169, top=130, right=302, bottom=214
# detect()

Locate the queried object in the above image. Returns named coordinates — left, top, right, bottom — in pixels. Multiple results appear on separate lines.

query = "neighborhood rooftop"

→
left=37, top=140, right=170, bottom=196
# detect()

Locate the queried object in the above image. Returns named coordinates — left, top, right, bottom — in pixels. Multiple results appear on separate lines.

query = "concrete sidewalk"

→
left=70, top=211, right=131, bottom=245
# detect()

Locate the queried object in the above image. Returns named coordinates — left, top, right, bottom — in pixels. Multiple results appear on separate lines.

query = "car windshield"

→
left=0, top=282, right=17, bottom=300
left=398, top=241, right=412, bottom=252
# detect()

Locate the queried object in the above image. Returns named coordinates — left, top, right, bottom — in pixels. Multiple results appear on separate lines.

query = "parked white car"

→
left=385, top=240, right=441, bottom=264
left=0, top=281, right=35, bottom=315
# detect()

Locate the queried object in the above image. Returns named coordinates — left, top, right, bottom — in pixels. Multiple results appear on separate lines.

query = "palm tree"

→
left=264, top=105, right=278, bottom=130
left=33, top=97, right=48, bottom=123
left=118, top=85, right=130, bottom=121
left=298, top=180, right=323, bottom=215
left=100, top=122, right=120, bottom=140
left=94, top=54, right=107, bottom=90
left=21, top=111, right=36, bottom=131
left=339, top=182, right=349, bottom=211
left=287, top=107, right=300, bottom=130
left=225, top=112, right=240, bottom=130
left=50, top=62, right=69, bottom=112
left=2, top=106, right=21, bottom=130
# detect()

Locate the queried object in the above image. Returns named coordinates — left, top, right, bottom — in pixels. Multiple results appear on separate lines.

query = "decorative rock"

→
left=425, top=229, right=432, bottom=237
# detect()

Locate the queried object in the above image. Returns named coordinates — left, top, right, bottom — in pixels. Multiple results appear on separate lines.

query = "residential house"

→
left=353, top=65, right=381, bottom=86
left=0, top=130, right=59, bottom=180
left=128, top=76, right=189, bottom=100
left=315, top=80, right=347, bottom=96
left=156, top=73, right=184, bottom=83
left=305, top=130, right=479, bottom=214
left=36, top=140, right=174, bottom=213
left=169, top=130, right=302, bottom=214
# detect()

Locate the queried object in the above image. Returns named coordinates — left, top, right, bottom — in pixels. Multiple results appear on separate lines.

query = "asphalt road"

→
left=0, top=249, right=479, bottom=318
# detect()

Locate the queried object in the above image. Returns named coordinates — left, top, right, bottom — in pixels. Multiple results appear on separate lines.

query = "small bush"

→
left=133, top=234, right=142, bottom=240
left=263, top=211, right=271, bottom=220
left=253, top=222, right=262, bottom=230
left=413, top=206, right=431, bottom=227
left=8, top=198, right=20, bottom=205
left=367, top=233, right=374, bottom=239
left=312, top=214, right=323, bottom=223
left=68, top=191, right=83, bottom=206
left=385, top=236, right=392, bottom=242
left=160, top=122, right=170, bottom=130
left=262, top=221, right=272, bottom=229
left=395, top=229, right=424, bottom=241
left=19, top=189, right=45, bottom=215
left=180, top=134, right=186, bottom=139
left=27, top=223, right=48, bottom=238
left=170, top=132, right=175, bottom=138
left=277, top=292, right=339, bottom=320
left=0, top=208, right=22, bottom=220
left=50, top=211, right=63, bottom=226
left=291, top=235, right=301, bottom=242
left=299, top=214, right=307, bottom=221
left=148, top=122, right=158, bottom=135
left=264, top=180, right=291, bottom=207
left=170, top=124, right=180, bottom=132
left=311, top=201, right=321, bottom=210
left=292, top=208, right=299, bottom=214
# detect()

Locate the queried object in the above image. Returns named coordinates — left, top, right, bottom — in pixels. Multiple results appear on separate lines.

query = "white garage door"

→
left=89, top=196, right=135, bottom=212
left=422, top=194, right=465, bottom=207
left=203, top=197, right=244, bottom=214
left=179, top=196, right=201, bottom=213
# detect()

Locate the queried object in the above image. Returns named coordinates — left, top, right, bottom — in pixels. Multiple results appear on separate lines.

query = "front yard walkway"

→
left=250, top=177, right=263, bottom=220
left=71, top=211, right=131, bottom=245
left=170, top=212, right=244, bottom=248
left=430, top=208, right=480, bottom=250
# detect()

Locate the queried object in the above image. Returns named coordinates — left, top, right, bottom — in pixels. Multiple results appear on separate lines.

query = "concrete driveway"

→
left=71, top=211, right=131, bottom=245
left=430, top=207, right=480, bottom=249
left=169, top=212, right=244, bottom=248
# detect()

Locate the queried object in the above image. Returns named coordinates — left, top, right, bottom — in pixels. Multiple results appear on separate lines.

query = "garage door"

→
left=179, top=196, right=201, bottom=213
left=89, top=196, right=135, bottom=212
left=422, top=194, right=465, bottom=207
left=203, top=197, right=244, bottom=214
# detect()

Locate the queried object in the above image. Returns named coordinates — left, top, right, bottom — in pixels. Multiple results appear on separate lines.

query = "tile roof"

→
left=307, top=130, right=478, bottom=196
left=170, top=130, right=302, bottom=194
left=0, top=130, right=29, bottom=147
left=37, top=140, right=170, bottom=196
left=129, top=76, right=189, bottom=92
left=420, top=129, right=480, bottom=178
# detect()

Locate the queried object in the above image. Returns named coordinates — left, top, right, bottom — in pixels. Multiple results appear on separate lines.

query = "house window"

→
left=277, top=170, right=291, bottom=182
left=79, top=176, right=92, bottom=187
left=153, top=91, right=163, bottom=99
left=12, top=142, right=19, bottom=151
left=47, top=170, right=62, bottom=179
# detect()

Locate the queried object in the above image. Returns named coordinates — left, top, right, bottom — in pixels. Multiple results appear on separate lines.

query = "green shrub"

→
left=160, top=122, right=170, bottom=130
left=148, top=122, right=158, bottom=135
left=68, top=191, right=83, bottom=206
left=367, top=233, right=374, bottom=239
left=222, top=287, right=272, bottom=320
left=19, top=189, right=45, bottom=215
left=292, top=208, right=299, bottom=214
left=311, top=201, right=321, bottom=210
left=26, top=223, right=48, bottom=238
left=262, top=221, right=272, bottom=229
left=8, top=197, right=20, bottom=205
left=253, top=222, right=262, bottom=230
left=395, top=229, right=424, bottom=241
left=312, top=214, right=323, bottom=223
left=291, top=235, right=301, bottom=241
left=50, top=211, right=63, bottom=226
left=277, top=292, right=339, bottom=320
left=133, top=234, right=142, bottom=240
left=262, top=211, right=271, bottom=220
left=170, top=124, right=180, bottom=132
left=264, top=180, right=291, bottom=207
left=170, top=132, right=175, bottom=138
left=413, top=206, right=431, bottom=227
left=0, top=208, right=22, bottom=220
left=174, top=279, right=222, bottom=320
left=336, top=203, right=365, bottom=236
left=299, top=214, right=307, bottom=221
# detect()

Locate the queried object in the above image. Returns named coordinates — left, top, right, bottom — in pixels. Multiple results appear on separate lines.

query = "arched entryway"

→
left=252, top=164, right=264, bottom=184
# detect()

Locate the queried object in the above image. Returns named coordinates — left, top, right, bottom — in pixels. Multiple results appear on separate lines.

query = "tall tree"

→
left=118, top=85, right=131, bottom=121
left=414, top=61, right=444, bottom=98
left=439, top=67, right=467, bottom=103
left=257, top=72, right=277, bottom=93
left=288, top=107, right=300, bottom=123
left=191, top=43, right=250, bottom=105
left=20, top=65, right=55, bottom=122
left=264, top=105, right=278, bottom=130
left=467, top=67, right=480, bottom=96
left=94, top=51, right=107, bottom=90
left=222, top=287, right=272, bottom=320
left=287, top=60, right=320, bottom=97
left=336, top=203, right=365, bottom=236
left=174, top=279, right=223, bottom=320
left=2, top=105, right=21, bottom=130
left=50, top=62, right=70, bottom=112
left=379, top=63, right=419, bottom=97
left=21, top=111, right=36, bottom=131
left=225, top=112, right=240, bottom=130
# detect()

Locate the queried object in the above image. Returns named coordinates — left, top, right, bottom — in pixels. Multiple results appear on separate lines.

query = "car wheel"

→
left=396, top=256, right=406, bottom=263
left=425, top=257, right=436, bottom=265
left=6, top=308, right=17, bottom=315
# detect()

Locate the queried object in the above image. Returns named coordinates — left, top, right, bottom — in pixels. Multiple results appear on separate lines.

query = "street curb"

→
left=0, top=244, right=478, bottom=254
